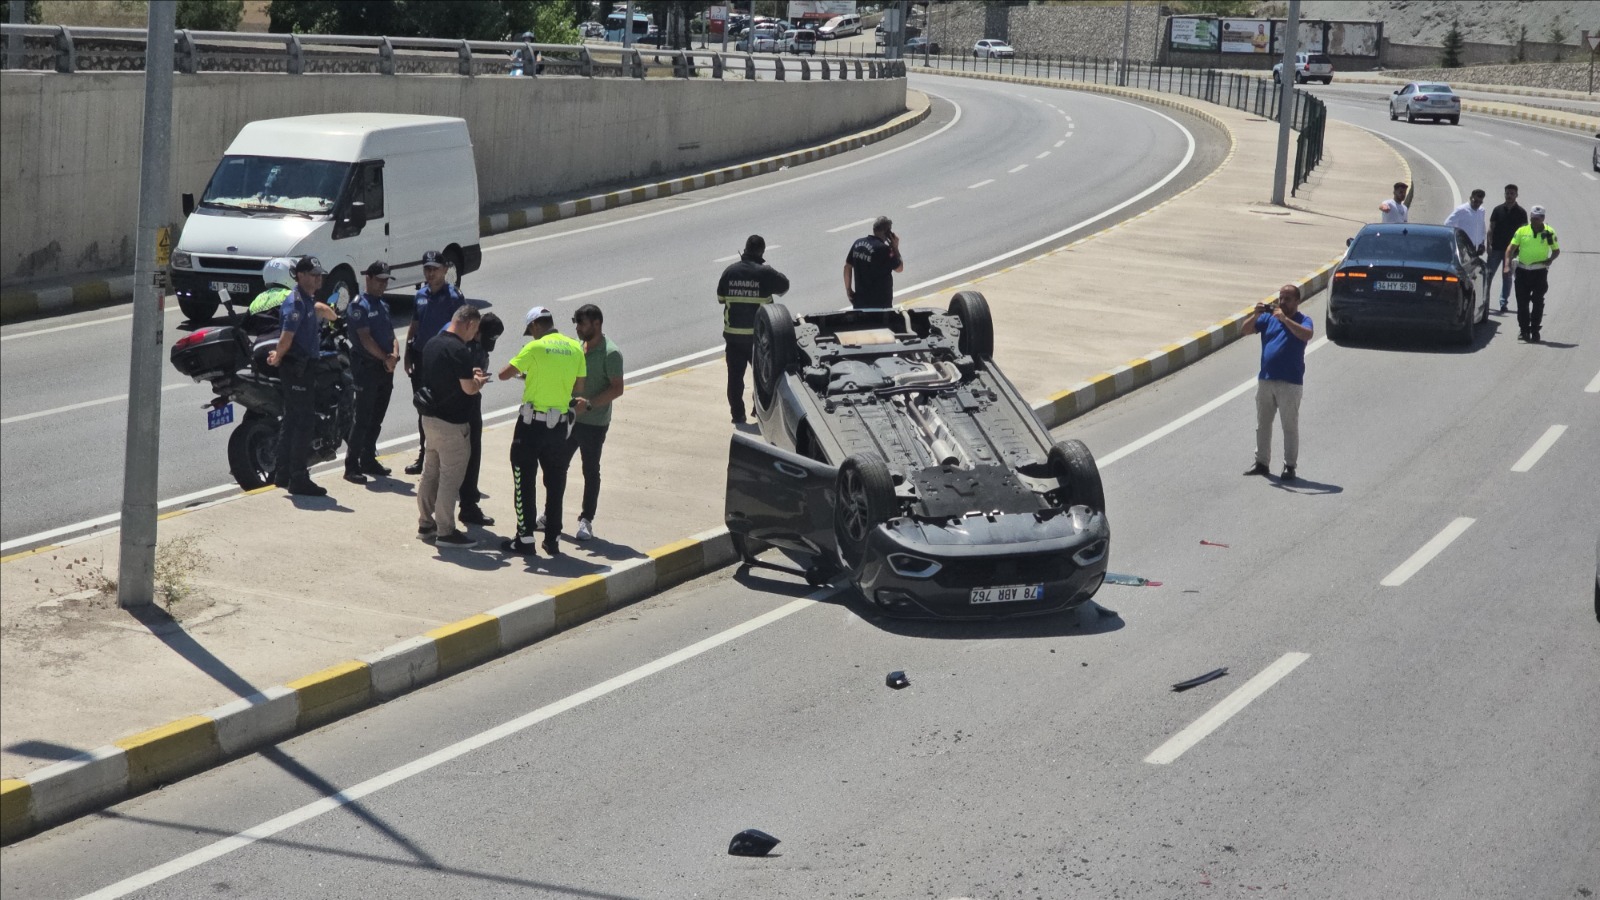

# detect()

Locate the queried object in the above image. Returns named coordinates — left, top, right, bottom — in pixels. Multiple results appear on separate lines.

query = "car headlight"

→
left=886, top=553, right=941, bottom=578
left=170, top=249, right=192, bottom=269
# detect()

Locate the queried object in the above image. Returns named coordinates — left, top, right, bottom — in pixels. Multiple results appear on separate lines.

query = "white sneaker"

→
left=576, top=518, right=594, bottom=541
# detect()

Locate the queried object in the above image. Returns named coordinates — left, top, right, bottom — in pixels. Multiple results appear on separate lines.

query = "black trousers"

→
left=459, top=408, right=483, bottom=509
left=725, top=337, right=753, bottom=420
left=511, top=416, right=572, bottom=539
left=1513, top=267, right=1549, bottom=334
left=274, top=356, right=316, bottom=485
left=565, top=422, right=609, bottom=522
left=347, top=357, right=393, bottom=472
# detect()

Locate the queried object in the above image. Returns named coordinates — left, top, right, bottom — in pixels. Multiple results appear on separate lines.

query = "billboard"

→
left=1169, top=18, right=1220, bottom=52
left=1327, top=21, right=1380, bottom=57
left=787, top=0, right=857, bottom=18
left=1273, top=21, right=1326, bottom=54
left=1220, top=19, right=1272, bottom=54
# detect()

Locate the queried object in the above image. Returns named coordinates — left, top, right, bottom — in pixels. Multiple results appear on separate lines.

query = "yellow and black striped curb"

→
left=477, top=100, right=931, bottom=237
left=0, top=273, right=136, bottom=326
left=0, top=527, right=735, bottom=844
left=1457, top=101, right=1598, bottom=133
left=1332, top=74, right=1593, bottom=102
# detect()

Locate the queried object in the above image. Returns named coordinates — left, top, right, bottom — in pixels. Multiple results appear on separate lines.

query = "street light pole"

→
left=6, top=0, right=24, bottom=68
left=1118, top=0, right=1131, bottom=86
left=1270, top=0, right=1300, bottom=206
left=118, top=0, right=176, bottom=609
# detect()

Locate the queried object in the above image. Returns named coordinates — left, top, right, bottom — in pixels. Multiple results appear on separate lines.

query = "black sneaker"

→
left=342, top=470, right=368, bottom=485
left=1530, top=329, right=1541, bottom=343
left=459, top=507, right=495, bottom=527
left=1281, top=465, right=1297, bottom=482
left=1242, top=462, right=1269, bottom=477
left=287, top=478, right=327, bottom=497
left=542, top=538, right=561, bottom=557
left=435, top=532, right=477, bottom=550
left=418, top=522, right=438, bottom=536
left=1518, top=331, right=1529, bottom=342
left=404, top=456, right=424, bottom=476
left=501, top=536, right=538, bottom=555
left=360, top=460, right=392, bottom=477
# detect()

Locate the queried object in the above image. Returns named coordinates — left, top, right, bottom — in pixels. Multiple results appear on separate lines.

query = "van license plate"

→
left=1374, top=281, right=1416, bottom=292
left=210, top=281, right=249, bottom=294
left=207, top=403, right=234, bottom=430
left=970, top=584, right=1043, bottom=604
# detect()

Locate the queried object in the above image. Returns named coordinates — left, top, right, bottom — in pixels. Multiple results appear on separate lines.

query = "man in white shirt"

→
left=1443, top=188, right=1487, bottom=256
left=1378, top=181, right=1409, bottom=223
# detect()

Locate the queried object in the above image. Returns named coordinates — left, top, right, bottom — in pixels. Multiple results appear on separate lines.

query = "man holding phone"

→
left=843, top=216, right=903, bottom=309
left=1242, top=283, right=1313, bottom=483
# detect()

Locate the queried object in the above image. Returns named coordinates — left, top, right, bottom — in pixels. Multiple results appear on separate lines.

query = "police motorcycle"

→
left=508, top=32, right=543, bottom=76
left=169, top=258, right=356, bottom=490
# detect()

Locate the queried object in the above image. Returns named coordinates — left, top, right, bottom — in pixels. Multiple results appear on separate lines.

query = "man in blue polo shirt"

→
left=404, top=250, right=465, bottom=475
left=344, top=260, right=400, bottom=483
left=1242, top=283, right=1313, bottom=483
left=265, top=255, right=336, bottom=496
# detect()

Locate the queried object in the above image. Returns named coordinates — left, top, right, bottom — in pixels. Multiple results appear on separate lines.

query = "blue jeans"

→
left=1483, top=251, right=1512, bottom=304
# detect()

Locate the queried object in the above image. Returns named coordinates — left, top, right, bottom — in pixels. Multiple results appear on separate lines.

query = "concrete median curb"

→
left=0, top=527, right=736, bottom=844
left=1457, top=101, right=1598, bottom=133
left=0, top=273, right=136, bottom=326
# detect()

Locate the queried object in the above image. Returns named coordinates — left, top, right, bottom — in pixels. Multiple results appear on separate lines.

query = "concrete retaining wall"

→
left=0, top=72, right=905, bottom=285
left=927, top=2, right=1162, bottom=63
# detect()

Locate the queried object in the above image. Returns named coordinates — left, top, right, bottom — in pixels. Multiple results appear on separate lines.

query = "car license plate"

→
left=210, top=280, right=249, bottom=294
left=206, top=403, right=234, bottom=430
left=1374, top=280, right=1416, bottom=292
left=970, top=584, right=1043, bottom=604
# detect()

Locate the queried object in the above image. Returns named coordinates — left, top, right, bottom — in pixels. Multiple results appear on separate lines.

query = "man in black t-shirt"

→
left=1485, top=183, right=1527, bottom=314
left=416, top=305, right=490, bottom=550
left=842, top=216, right=903, bottom=309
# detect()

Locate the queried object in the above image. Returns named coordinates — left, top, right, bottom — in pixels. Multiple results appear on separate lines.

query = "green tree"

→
left=176, top=0, right=244, bottom=30
left=1171, top=0, right=1254, bottom=16
left=528, top=0, right=579, bottom=43
left=3, top=0, right=43, bottom=24
left=267, top=0, right=549, bottom=40
left=1440, top=18, right=1464, bottom=68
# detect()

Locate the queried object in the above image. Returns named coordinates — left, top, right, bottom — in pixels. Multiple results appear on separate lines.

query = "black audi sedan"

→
left=723, top=293, right=1111, bottom=619
left=1327, top=223, right=1487, bottom=344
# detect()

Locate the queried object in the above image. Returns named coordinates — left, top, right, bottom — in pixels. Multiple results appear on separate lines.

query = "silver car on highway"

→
left=1389, top=82, right=1461, bottom=125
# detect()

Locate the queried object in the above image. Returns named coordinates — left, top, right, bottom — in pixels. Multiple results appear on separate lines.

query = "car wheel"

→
left=834, top=452, right=896, bottom=570
left=1049, top=439, right=1105, bottom=514
left=947, top=291, right=995, bottom=360
left=752, top=302, right=796, bottom=411
left=178, top=293, right=220, bottom=323
left=1449, top=115, right=1460, bottom=125
left=227, top=413, right=277, bottom=490
left=1325, top=310, right=1349, bottom=344
left=1389, top=104, right=1398, bottom=121
left=1454, top=312, right=1476, bottom=346
left=1475, top=288, right=1488, bottom=325
left=1322, top=77, right=1332, bottom=85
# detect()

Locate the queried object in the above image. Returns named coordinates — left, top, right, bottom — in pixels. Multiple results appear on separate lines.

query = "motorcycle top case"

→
left=171, top=326, right=251, bottom=381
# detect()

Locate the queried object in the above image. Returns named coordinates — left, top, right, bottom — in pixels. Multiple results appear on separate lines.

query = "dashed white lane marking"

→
left=1510, top=425, right=1566, bottom=472
left=1055, top=139, right=1065, bottom=148
left=0, top=383, right=190, bottom=425
left=967, top=179, right=994, bottom=189
left=1471, top=130, right=1492, bottom=136
left=1063, top=115, right=1072, bottom=121
left=826, top=217, right=876, bottom=233
left=713, top=244, right=779, bottom=263
left=1585, top=172, right=1599, bottom=181
left=1380, top=517, right=1476, bottom=587
left=1008, top=164, right=1029, bottom=174
left=1504, top=139, right=1521, bottom=145
left=1144, top=653, right=1312, bottom=765
left=69, top=592, right=831, bottom=900
left=552, top=277, right=652, bottom=303
left=1036, top=151, right=1051, bottom=159
left=1587, top=367, right=1600, bottom=393
left=1532, top=148, right=1550, bottom=157
left=1556, top=159, right=1574, bottom=168
left=908, top=196, right=944, bottom=209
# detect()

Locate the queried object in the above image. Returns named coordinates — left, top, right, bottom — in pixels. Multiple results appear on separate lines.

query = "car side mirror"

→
left=182, top=192, right=195, bottom=216
left=1392, top=90, right=1400, bottom=95
left=1346, top=237, right=1354, bottom=247
left=346, top=200, right=367, bottom=230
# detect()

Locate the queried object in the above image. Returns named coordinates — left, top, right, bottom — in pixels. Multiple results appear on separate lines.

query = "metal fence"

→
left=0, top=24, right=905, bottom=81
left=912, top=52, right=1329, bottom=194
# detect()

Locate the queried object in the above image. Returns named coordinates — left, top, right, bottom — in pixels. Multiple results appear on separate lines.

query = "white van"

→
left=170, top=113, right=482, bottom=321
left=818, top=13, right=861, bottom=39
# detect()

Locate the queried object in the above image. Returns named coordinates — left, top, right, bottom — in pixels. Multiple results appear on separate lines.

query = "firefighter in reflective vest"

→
left=716, top=235, right=789, bottom=425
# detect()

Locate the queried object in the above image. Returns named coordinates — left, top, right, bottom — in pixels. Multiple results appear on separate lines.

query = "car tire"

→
left=1325, top=311, right=1349, bottom=344
left=1389, top=105, right=1398, bottom=121
left=834, top=452, right=896, bottom=569
left=947, top=291, right=995, bottom=360
left=178, top=293, right=220, bottom=323
left=1406, top=109, right=1415, bottom=123
left=1322, top=77, right=1332, bottom=85
left=1049, top=439, right=1105, bottom=514
left=1449, top=115, right=1460, bottom=125
left=228, top=413, right=278, bottom=490
left=1455, top=313, right=1476, bottom=346
left=753, top=302, right=797, bottom=411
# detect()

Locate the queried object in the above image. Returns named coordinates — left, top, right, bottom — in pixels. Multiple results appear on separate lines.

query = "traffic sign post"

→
left=1584, top=30, right=1597, bottom=94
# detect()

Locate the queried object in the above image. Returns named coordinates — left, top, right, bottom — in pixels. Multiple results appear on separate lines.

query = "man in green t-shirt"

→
left=497, top=306, right=586, bottom=555
left=560, top=304, right=625, bottom=542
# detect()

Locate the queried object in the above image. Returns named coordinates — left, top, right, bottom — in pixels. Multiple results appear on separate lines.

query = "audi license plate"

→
left=970, top=584, right=1043, bottom=605
left=210, top=280, right=250, bottom=295
left=207, top=403, right=234, bottom=430
left=1374, top=280, right=1416, bottom=292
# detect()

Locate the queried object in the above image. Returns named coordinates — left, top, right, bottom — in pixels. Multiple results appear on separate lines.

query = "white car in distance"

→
left=973, top=39, right=1015, bottom=59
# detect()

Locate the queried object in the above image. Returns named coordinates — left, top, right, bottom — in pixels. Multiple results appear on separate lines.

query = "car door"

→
left=725, top=431, right=839, bottom=560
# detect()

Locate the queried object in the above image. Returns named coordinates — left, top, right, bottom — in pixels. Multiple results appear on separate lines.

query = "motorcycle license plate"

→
left=207, top=403, right=235, bottom=430
left=210, top=280, right=250, bottom=294
left=970, top=584, right=1043, bottom=605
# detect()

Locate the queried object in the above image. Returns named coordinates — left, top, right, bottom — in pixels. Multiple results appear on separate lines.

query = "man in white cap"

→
left=498, top=306, right=586, bottom=556
left=1504, top=205, right=1560, bottom=342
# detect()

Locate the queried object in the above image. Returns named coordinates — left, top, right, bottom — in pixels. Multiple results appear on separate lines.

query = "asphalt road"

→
left=0, top=73, right=1225, bottom=551
left=2, top=78, right=1595, bottom=899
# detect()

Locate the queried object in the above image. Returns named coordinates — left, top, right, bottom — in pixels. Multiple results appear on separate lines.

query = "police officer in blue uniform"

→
left=344, top=260, right=400, bottom=483
left=265, top=256, right=335, bottom=496
left=404, top=250, right=465, bottom=475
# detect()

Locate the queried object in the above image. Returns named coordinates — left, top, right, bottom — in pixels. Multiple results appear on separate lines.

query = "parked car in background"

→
left=906, top=35, right=940, bottom=55
left=748, top=22, right=784, bottom=52
left=1272, top=51, right=1333, bottom=84
left=1327, top=224, right=1486, bottom=344
left=973, top=39, right=1015, bottom=58
left=579, top=21, right=604, bottom=39
left=784, top=28, right=817, bottom=55
left=1390, top=82, right=1461, bottom=124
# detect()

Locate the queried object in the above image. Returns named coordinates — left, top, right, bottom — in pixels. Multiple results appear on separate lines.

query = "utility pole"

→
left=1270, top=0, right=1300, bottom=206
left=118, top=0, right=175, bottom=609
left=1118, top=0, right=1131, bottom=86
left=624, top=0, right=634, bottom=48
left=6, top=0, right=24, bottom=69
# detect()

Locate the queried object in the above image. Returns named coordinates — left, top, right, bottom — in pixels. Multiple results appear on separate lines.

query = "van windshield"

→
left=199, top=155, right=350, bottom=216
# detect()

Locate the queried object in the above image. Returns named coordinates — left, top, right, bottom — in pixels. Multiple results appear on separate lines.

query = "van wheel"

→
left=834, top=452, right=895, bottom=569
left=1048, top=439, right=1104, bottom=514
left=179, top=294, right=219, bottom=323
left=228, top=414, right=278, bottom=490
left=443, top=247, right=465, bottom=290
left=947, top=291, right=994, bottom=360
left=753, top=303, right=796, bottom=410
left=320, top=266, right=358, bottom=312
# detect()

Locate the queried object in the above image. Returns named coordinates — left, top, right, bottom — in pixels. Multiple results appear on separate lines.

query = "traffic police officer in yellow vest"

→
left=1504, top=205, right=1559, bottom=343
left=716, top=235, right=790, bottom=424
left=248, top=257, right=299, bottom=315
left=498, top=306, right=586, bottom=556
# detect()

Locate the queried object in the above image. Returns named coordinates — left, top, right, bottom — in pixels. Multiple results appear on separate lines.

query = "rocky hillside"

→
left=1293, top=0, right=1594, bottom=48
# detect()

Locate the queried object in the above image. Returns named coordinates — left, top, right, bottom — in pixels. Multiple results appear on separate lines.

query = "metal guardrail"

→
left=0, top=24, right=905, bottom=80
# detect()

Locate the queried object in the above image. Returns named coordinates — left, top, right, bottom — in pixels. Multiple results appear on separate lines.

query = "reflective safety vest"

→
left=248, top=286, right=291, bottom=314
left=716, top=256, right=790, bottom=337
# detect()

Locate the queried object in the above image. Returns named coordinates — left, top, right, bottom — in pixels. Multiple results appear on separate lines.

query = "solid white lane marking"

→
left=1354, top=125, right=1462, bottom=206
left=967, top=179, right=994, bottom=190
left=1054, top=139, right=1065, bottom=148
left=1532, top=148, right=1550, bottom=157
left=0, top=305, right=180, bottom=343
left=1036, top=151, right=1051, bottom=159
left=1556, top=159, right=1573, bottom=168
left=70, top=592, right=830, bottom=900
left=827, top=217, right=876, bottom=233
left=907, top=196, right=945, bottom=209
left=1510, top=425, right=1566, bottom=472
left=0, top=383, right=190, bottom=425
left=1144, top=653, right=1311, bottom=765
left=1586, top=368, right=1600, bottom=393
left=1380, top=517, right=1475, bottom=587
left=552, top=277, right=652, bottom=303
left=1008, top=164, right=1029, bottom=174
